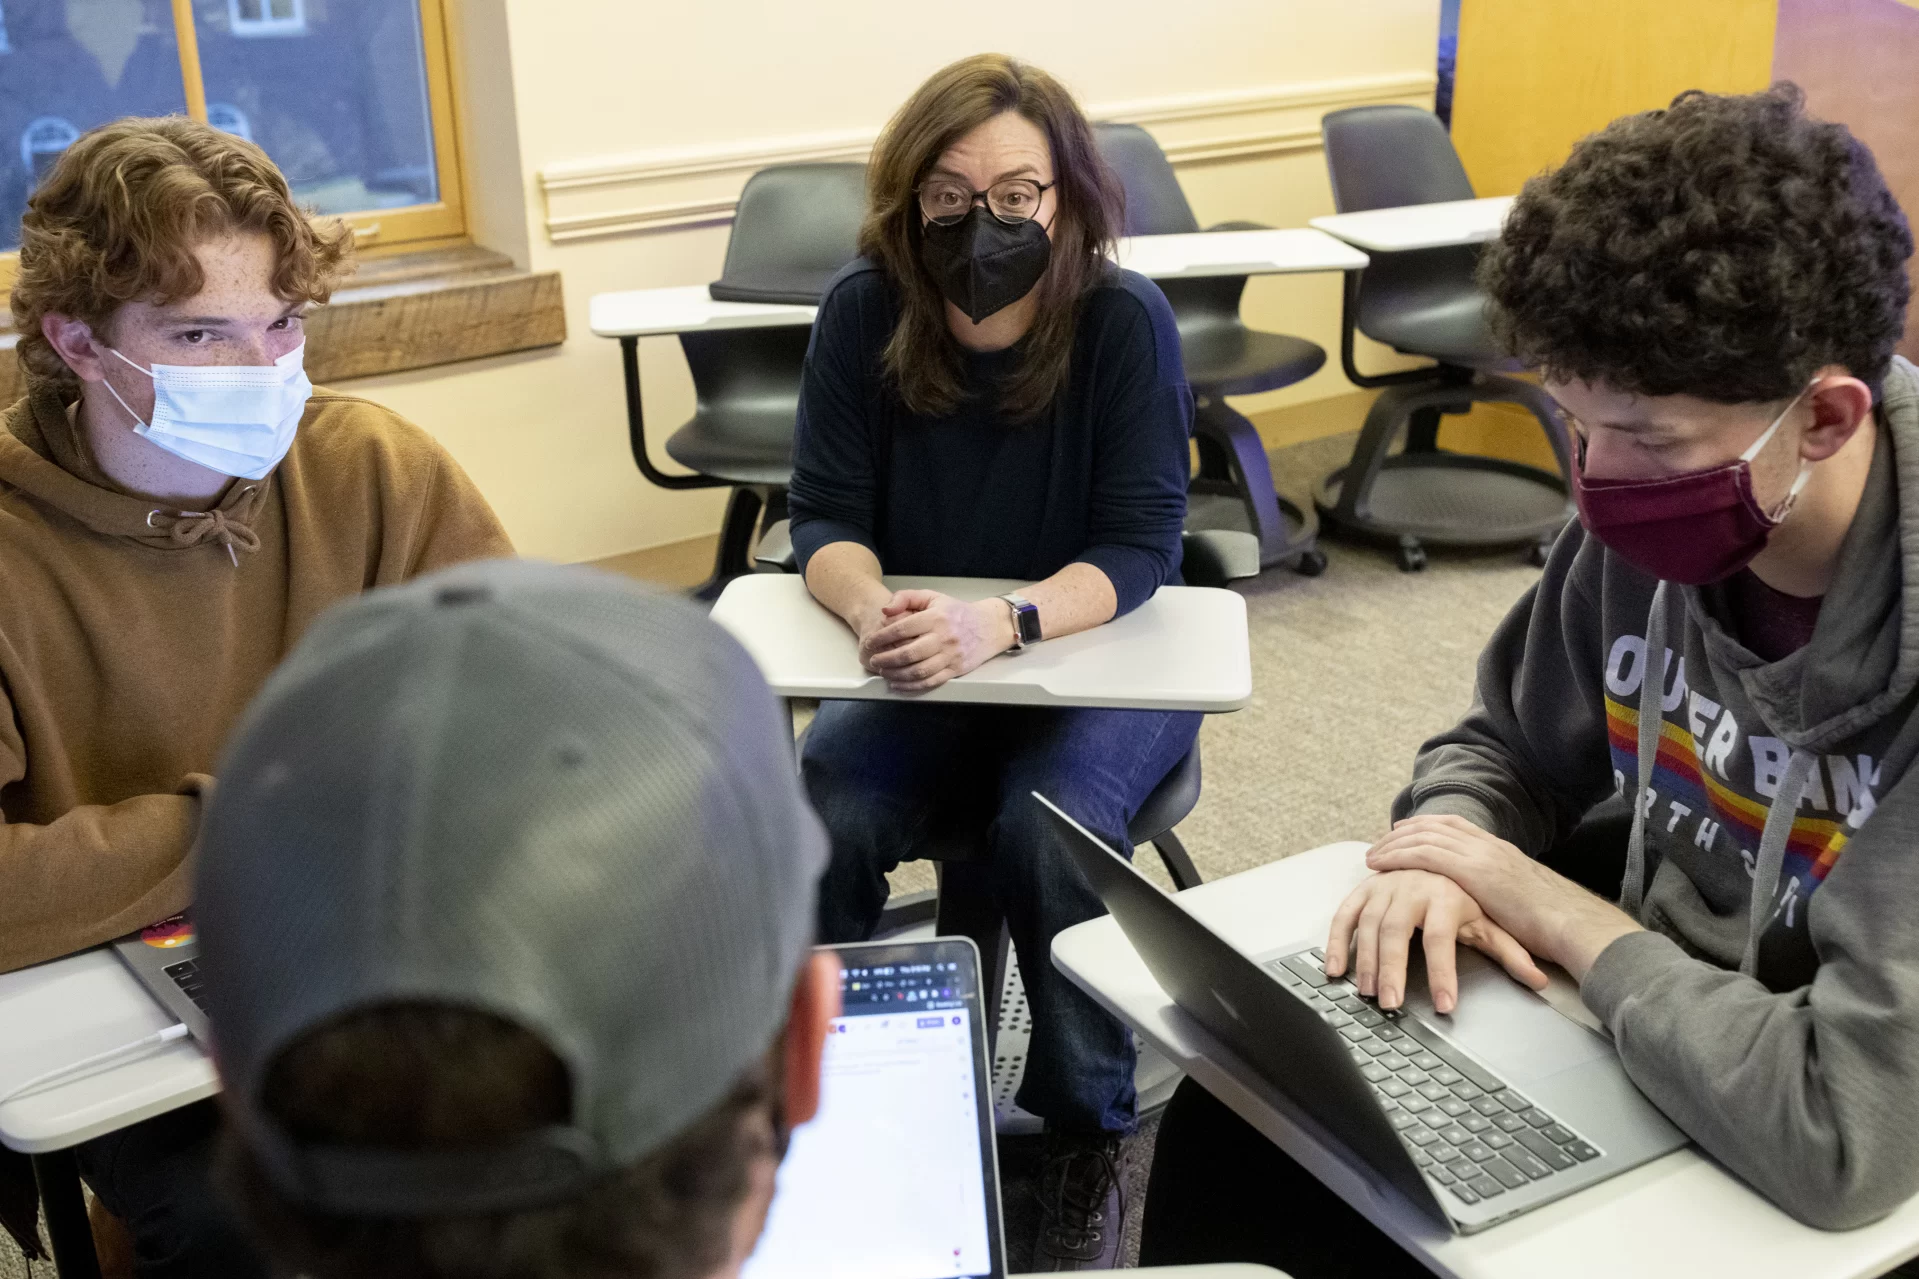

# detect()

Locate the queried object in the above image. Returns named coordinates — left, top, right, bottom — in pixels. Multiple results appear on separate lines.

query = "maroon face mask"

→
left=1570, top=388, right=1813, bottom=586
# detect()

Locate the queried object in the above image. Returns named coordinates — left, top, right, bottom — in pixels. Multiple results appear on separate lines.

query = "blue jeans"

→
left=803, top=700, right=1202, bottom=1134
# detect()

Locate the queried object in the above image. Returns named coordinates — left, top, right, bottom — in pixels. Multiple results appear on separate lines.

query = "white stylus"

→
left=0, top=1024, right=191, bottom=1107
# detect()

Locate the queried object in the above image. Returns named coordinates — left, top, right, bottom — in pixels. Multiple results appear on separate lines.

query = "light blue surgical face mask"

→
left=99, top=343, right=313, bottom=480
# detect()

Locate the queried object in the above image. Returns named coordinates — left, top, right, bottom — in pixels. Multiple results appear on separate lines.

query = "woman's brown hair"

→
left=861, top=54, right=1122, bottom=421
left=10, top=115, right=353, bottom=390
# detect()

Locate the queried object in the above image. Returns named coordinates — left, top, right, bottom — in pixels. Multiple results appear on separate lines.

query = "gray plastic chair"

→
left=1314, top=106, right=1572, bottom=572
left=618, top=162, right=866, bottom=597
left=1096, top=123, right=1328, bottom=576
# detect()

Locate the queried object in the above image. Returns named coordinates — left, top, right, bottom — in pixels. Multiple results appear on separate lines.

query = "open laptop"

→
left=743, top=937, right=1006, bottom=1279
left=1037, top=793, right=1687, bottom=1234
left=113, top=911, right=210, bottom=1041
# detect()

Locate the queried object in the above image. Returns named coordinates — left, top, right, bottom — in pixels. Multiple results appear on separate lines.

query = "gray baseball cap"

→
left=195, top=558, right=826, bottom=1216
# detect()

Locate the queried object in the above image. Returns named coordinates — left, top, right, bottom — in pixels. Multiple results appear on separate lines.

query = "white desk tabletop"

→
left=1309, top=196, right=1514, bottom=253
left=590, top=230, right=1367, bottom=341
left=710, top=574, right=1251, bottom=712
left=0, top=948, right=216, bottom=1154
left=1052, top=843, right=1919, bottom=1279
left=1113, top=228, right=1367, bottom=279
left=589, top=284, right=817, bottom=339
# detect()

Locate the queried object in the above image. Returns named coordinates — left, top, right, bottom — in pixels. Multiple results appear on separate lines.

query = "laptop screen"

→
left=742, top=938, right=1003, bottom=1279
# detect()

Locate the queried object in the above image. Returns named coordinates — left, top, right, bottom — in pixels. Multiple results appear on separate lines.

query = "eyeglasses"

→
left=916, top=177, right=1056, bottom=226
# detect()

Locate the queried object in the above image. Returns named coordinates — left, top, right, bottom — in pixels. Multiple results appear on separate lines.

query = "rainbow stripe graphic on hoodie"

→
left=1604, top=696, right=1849, bottom=887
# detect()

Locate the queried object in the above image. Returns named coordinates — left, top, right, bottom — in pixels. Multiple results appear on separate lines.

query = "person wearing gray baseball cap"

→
left=192, top=558, right=836, bottom=1279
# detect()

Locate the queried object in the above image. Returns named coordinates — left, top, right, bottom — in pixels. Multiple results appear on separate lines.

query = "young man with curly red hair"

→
left=1, top=116, right=510, bottom=1275
left=1142, top=85, right=1919, bottom=1277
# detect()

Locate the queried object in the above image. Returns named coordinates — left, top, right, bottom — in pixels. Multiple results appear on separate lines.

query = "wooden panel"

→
left=1449, top=0, right=1779, bottom=198
left=1442, top=0, right=1779, bottom=466
left=303, top=269, right=566, bottom=383
left=1773, top=0, right=1919, bottom=363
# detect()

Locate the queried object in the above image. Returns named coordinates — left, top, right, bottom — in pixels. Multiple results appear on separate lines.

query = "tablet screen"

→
left=742, top=940, right=1002, bottom=1279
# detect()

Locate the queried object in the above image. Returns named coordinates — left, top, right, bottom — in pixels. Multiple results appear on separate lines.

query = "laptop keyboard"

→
left=162, top=960, right=211, bottom=1017
left=1268, top=949, right=1600, bottom=1209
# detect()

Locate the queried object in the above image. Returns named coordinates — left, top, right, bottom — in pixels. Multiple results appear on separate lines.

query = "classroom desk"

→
left=0, top=947, right=218, bottom=1279
left=1114, top=227, right=1367, bottom=278
left=588, top=283, right=817, bottom=340
left=583, top=230, right=1370, bottom=343
left=1309, top=196, right=1514, bottom=253
left=708, top=573, right=1252, bottom=714
left=1052, top=842, right=1919, bottom=1279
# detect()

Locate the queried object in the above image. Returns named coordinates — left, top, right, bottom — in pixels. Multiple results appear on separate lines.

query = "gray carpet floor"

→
left=0, top=433, right=1543, bottom=1277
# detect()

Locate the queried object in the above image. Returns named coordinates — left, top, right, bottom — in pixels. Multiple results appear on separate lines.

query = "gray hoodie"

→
left=1398, top=355, right=1919, bottom=1230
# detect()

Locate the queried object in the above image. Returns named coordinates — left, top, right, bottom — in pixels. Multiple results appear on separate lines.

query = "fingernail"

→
left=1357, top=976, right=1373, bottom=996
left=1380, top=986, right=1398, bottom=1008
left=1436, top=993, right=1454, bottom=1014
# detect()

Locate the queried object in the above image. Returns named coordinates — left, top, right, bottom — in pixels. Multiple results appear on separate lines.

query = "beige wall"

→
left=342, top=0, right=1441, bottom=563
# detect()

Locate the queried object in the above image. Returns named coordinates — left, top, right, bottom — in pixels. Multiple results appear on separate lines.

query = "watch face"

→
left=1016, top=605, right=1042, bottom=644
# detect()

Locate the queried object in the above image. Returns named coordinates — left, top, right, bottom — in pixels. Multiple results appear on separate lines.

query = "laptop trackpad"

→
left=1403, top=947, right=1612, bottom=1087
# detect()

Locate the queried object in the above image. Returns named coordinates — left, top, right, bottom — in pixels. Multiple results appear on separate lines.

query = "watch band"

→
left=999, top=594, right=1042, bottom=651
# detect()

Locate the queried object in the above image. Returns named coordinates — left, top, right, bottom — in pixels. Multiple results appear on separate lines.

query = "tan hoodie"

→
left=0, top=381, right=512, bottom=973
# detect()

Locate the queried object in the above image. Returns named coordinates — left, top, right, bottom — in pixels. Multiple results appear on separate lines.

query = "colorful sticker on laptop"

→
left=142, top=914, right=195, bottom=949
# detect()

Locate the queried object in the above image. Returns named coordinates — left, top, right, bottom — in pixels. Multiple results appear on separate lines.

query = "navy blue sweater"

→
left=787, top=261, right=1193, bottom=616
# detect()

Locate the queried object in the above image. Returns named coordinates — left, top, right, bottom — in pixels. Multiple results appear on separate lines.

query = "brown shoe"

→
left=1032, top=1128, right=1126, bottom=1271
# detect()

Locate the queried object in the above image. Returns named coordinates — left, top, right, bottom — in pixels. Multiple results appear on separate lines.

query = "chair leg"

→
left=759, top=485, right=789, bottom=533
left=1148, top=829, right=1204, bottom=892
left=1190, top=399, right=1300, bottom=567
left=690, top=486, right=766, bottom=603
left=1330, top=383, right=1422, bottom=525
left=1404, top=405, right=1443, bottom=454
left=32, top=1150, right=102, bottom=1279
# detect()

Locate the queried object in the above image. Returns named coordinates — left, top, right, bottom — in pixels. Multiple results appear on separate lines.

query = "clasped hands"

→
left=856, top=590, right=1015, bottom=693
left=1324, top=814, right=1642, bottom=1015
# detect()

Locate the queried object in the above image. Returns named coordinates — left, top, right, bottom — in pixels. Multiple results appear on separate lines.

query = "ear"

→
left=1799, top=370, right=1876, bottom=463
left=781, top=950, right=841, bottom=1127
left=41, top=312, right=112, bottom=384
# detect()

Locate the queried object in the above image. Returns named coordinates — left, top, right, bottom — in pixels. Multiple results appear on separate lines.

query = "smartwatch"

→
left=999, top=594, right=1042, bottom=651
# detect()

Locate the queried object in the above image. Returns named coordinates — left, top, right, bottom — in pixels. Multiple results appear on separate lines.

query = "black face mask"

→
left=918, top=206, right=1053, bottom=324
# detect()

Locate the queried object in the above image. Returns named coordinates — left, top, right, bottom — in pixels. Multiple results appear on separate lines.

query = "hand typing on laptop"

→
left=1326, top=815, right=1641, bottom=1013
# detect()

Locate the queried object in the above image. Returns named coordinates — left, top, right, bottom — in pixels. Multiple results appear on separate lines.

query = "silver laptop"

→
left=112, top=911, right=210, bottom=1041
left=1038, top=793, right=1688, bottom=1234
left=743, top=937, right=1007, bottom=1279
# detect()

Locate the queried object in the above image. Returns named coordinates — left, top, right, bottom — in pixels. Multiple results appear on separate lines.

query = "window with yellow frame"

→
left=0, top=0, right=464, bottom=282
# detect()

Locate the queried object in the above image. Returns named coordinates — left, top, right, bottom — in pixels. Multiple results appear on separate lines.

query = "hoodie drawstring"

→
left=144, top=486, right=262, bottom=567
left=1620, top=581, right=1671, bottom=921
left=1620, top=581, right=1817, bottom=978
left=1743, top=747, right=1815, bottom=976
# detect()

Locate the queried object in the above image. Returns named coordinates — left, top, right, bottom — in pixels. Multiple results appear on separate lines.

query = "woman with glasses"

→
left=788, top=53, right=1196, bottom=1272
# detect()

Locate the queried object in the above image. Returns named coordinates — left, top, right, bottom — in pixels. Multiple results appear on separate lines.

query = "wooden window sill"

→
left=0, top=245, right=564, bottom=406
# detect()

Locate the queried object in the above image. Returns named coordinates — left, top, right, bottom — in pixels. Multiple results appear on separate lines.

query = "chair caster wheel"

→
left=1395, top=538, right=1428, bottom=573
left=1293, top=548, right=1328, bottom=577
left=1527, top=539, right=1552, bottom=568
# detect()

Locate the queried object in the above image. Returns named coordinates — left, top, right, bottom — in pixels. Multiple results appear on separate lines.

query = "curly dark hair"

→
left=1479, top=83, right=1913, bottom=403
